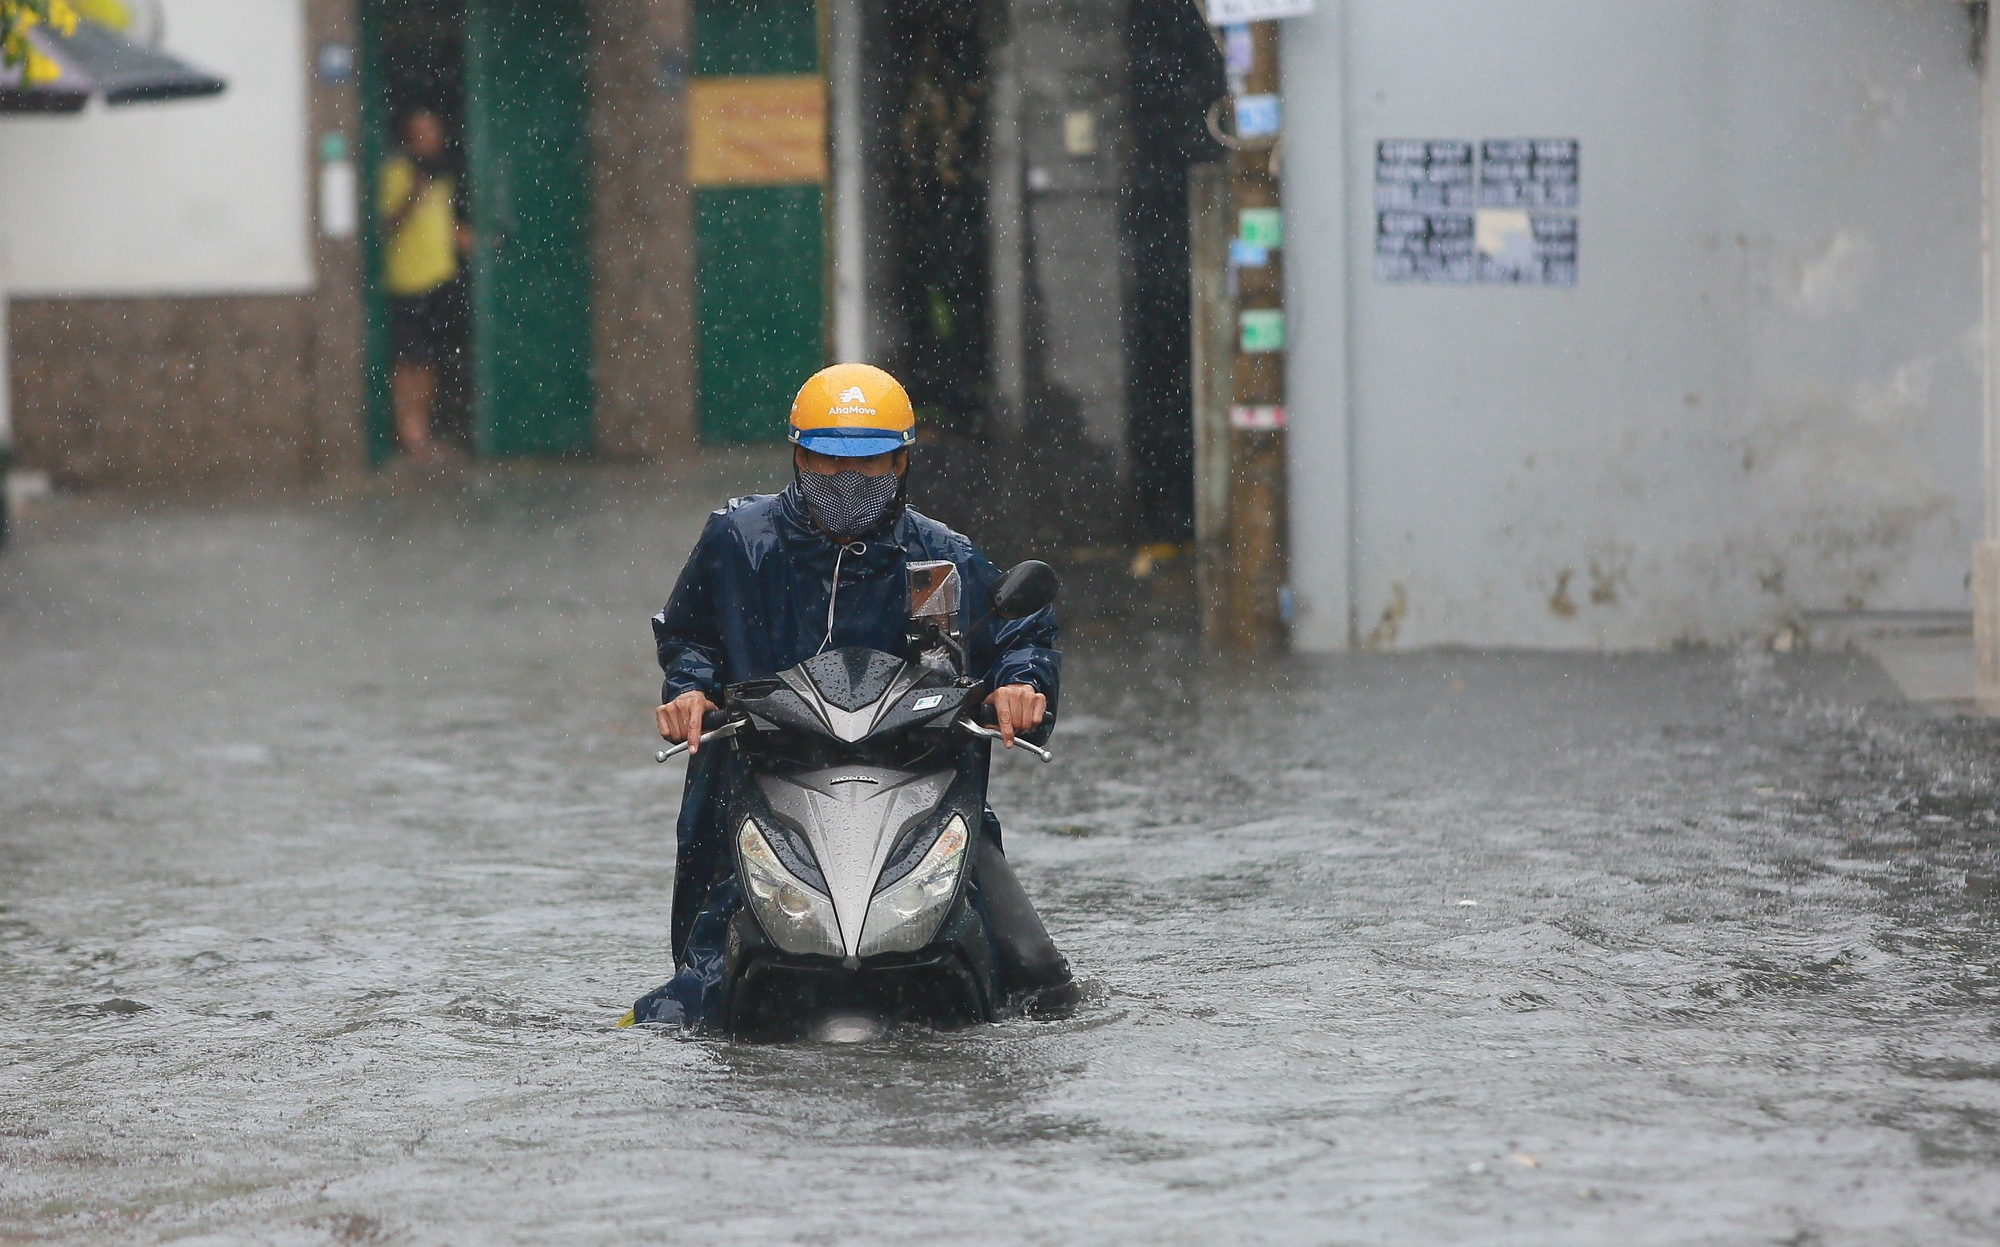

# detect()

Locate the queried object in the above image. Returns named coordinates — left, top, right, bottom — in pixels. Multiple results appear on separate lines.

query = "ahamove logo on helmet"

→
left=829, top=385, right=876, bottom=417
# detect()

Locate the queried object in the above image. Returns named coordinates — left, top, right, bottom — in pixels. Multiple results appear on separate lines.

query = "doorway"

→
left=359, top=0, right=594, bottom=462
left=879, top=0, right=990, bottom=442
left=852, top=0, right=1219, bottom=551
left=1125, top=0, right=1225, bottom=543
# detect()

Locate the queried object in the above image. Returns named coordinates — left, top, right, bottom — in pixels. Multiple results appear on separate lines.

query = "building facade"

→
left=1, top=0, right=695, bottom=489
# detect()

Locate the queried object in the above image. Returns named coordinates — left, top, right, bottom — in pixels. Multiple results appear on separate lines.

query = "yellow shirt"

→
left=378, top=156, right=460, bottom=297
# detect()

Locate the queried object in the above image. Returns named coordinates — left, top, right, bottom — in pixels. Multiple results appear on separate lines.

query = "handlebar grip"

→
left=656, top=715, right=744, bottom=763
left=973, top=696, right=1055, bottom=739
left=701, top=708, right=731, bottom=731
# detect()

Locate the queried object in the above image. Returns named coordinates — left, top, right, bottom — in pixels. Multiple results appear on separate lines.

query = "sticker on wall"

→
left=1223, top=24, right=1254, bottom=75
left=1233, top=94, right=1281, bottom=139
left=1376, top=138, right=1579, bottom=285
left=1230, top=240, right=1269, bottom=268
left=1229, top=404, right=1286, bottom=430
left=1239, top=308, right=1286, bottom=353
left=318, top=132, right=357, bottom=240
left=1238, top=206, right=1283, bottom=249
left=316, top=43, right=354, bottom=84
left=1064, top=110, right=1098, bottom=156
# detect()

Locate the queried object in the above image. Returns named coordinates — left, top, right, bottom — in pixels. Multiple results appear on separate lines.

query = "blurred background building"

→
left=0, top=0, right=1990, bottom=658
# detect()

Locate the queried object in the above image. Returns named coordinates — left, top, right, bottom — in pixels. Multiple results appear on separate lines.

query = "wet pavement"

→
left=4, top=469, right=2000, bottom=1245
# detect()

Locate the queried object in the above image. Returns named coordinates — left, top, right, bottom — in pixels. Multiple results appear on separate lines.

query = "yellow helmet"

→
left=788, top=363, right=916, bottom=457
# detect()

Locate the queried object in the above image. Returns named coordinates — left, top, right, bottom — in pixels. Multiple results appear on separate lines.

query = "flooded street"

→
left=4, top=470, right=1999, bottom=1245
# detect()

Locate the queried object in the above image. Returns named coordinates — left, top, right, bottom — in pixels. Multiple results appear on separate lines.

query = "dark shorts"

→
left=389, top=280, right=464, bottom=365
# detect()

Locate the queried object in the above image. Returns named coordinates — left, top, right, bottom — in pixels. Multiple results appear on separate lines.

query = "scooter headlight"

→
left=738, top=818, right=843, bottom=957
left=859, top=813, right=970, bottom=957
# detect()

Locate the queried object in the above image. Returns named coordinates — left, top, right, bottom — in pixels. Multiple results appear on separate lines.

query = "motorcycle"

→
left=655, top=559, right=1064, bottom=1041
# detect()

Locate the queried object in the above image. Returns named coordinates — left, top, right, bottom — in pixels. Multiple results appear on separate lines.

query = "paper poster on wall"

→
left=1376, top=137, right=1579, bottom=286
left=1204, top=0, right=1315, bottom=23
left=1474, top=209, right=1577, bottom=286
left=1375, top=210, right=1474, bottom=284
left=1478, top=138, right=1578, bottom=210
left=1374, top=140, right=1475, bottom=212
left=688, top=76, right=829, bottom=186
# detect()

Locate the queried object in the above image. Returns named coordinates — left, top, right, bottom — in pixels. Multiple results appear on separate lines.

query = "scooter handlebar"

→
left=656, top=703, right=1056, bottom=764
left=655, top=715, right=745, bottom=763
left=956, top=718, right=1053, bottom=763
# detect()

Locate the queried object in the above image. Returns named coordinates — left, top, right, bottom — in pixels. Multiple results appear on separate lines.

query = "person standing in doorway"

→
left=379, top=109, right=471, bottom=461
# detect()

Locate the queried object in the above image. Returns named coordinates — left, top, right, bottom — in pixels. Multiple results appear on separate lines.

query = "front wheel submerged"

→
left=721, top=900, right=997, bottom=1041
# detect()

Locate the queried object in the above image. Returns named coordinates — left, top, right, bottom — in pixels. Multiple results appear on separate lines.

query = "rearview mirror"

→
left=907, top=560, right=961, bottom=622
left=990, top=561, right=1059, bottom=620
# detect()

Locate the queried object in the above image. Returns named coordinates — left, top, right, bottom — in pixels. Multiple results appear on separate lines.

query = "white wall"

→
left=1285, top=0, right=1983, bottom=649
left=0, top=228, right=10, bottom=447
left=0, top=0, right=312, bottom=296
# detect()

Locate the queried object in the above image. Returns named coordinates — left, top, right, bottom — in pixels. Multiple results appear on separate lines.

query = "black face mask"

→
left=795, top=467, right=902, bottom=538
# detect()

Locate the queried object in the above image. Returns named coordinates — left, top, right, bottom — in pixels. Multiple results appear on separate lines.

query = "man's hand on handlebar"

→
left=984, top=684, right=1046, bottom=748
left=657, top=690, right=717, bottom=754
left=664, top=686, right=1041, bottom=752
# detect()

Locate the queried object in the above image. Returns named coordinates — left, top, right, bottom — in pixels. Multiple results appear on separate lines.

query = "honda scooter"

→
left=655, top=560, right=1062, bottom=1041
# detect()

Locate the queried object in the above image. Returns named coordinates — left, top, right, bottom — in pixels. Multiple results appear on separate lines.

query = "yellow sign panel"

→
left=689, top=76, right=828, bottom=186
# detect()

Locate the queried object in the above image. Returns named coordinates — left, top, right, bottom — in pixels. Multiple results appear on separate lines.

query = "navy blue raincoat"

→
left=640, top=485, right=1059, bottom=1024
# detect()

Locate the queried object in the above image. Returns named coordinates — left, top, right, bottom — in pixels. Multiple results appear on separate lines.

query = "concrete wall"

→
left=6, top=0, right=695, bottom=490
left=588, top=0, right=696, bottom=461
left=0, top=1, right=314, bottom=297
left=1285, top=0, right=1984, bottom=649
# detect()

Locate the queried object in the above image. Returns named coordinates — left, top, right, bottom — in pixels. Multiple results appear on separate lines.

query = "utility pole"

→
left=1223, top=20, right=1289, bottom=652
left=828, top=0, right=866, bottom=366
left=1980, top=2, right=2000, bottom=712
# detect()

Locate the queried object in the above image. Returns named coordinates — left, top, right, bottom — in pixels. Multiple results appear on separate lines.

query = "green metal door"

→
left=693, top=0, right=825, bottom=444
left=697, top=184, right=823, bottom=443
left=465, top=0, right=593, bottom=456
left=354, top=0, right=413, bottom=465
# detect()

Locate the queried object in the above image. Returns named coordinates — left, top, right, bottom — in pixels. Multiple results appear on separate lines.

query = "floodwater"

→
left=4, top=468, right=1999, bottom=1245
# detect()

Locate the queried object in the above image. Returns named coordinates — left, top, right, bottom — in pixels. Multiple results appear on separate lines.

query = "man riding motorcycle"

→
left=630, top=363, right=1076, bottom=1028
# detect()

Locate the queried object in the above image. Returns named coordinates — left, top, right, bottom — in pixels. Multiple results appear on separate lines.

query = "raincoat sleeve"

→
left=653, top=513, right=731, bottom=702
left=961, top=548, right=1061, bottom=707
